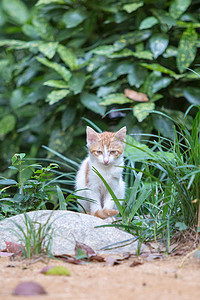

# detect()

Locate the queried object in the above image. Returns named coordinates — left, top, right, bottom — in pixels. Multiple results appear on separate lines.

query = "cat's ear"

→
left=86, top=126, right=99, bottom=146
left=115, top=126, right=126, bottom=142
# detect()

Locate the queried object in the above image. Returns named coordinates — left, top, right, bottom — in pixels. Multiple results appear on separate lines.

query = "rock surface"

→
left=0, top=210, right=144, bottom=254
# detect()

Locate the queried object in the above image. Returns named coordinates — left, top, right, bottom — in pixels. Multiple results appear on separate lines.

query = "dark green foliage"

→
left=0, top=0, right=200, bottom=174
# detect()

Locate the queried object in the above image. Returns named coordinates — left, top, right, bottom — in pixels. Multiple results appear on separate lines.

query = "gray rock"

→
left=193, top=249, right=200, bottom=260
left=0, top=210, right=144, bottom=254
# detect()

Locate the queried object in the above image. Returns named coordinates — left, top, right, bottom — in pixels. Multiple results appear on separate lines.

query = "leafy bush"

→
left=0, top=152, right=77, bottom=219
left=0, top=0, right=200, bottom=174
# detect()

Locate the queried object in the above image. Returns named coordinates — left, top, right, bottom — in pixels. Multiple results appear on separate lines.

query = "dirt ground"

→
left=0, top=252, right=199, bottom=300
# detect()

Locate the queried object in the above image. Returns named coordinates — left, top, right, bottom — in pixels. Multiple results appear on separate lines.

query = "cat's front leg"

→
left=89, top=191, right=102, bottom=214
left=92, top=195, right=118, bottom=219
left=88, top=193, right=117, bottom=219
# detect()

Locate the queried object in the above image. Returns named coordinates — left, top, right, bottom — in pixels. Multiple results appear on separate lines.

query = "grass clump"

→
left=94, top=107, right=200, bottom=250
left=10, top=212, right=55, bottom=259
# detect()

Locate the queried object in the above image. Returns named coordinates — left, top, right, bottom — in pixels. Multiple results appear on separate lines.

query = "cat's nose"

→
left=104, top=160, right=109, bottom=165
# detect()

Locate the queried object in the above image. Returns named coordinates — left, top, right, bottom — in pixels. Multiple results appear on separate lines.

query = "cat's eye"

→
left=96, top=150, right=102, bottom=155
left=110, top=150, right=117, bottom=155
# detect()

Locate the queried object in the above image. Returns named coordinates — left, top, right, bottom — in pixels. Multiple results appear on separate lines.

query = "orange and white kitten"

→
left=75, top=126, right=126, bottom=219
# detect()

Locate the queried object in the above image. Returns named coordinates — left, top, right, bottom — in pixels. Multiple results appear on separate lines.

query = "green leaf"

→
left=132, top=51, right=153, bottom=60
left=10, top=89, right=24, bottom=109
left=123, top=2, right=143, bottom=13
left=175, top=222, right=187, bottom=231
left=44, top=80, right=68, bottom=88
left=57, top=185, right=66, bottom=210
left=128, top=63, right=148, bottom=88
left=107, top=48, right=134, bottom=58
left=183, top=87, right=200, bottom=105
left=92, top=45, right=118, bottom=55
left=0, top=114, right=16, bottom=137
left=22, top=24, right=40, bottom=39
left=46, top=89, right=70, bottom=105
left=0, top=5, right=6, bottom=26
left=62, top=108, right=76, bottom=131
left=153, top=114, right=175, bottom=140
left=32, top=16, right=54, bottom=41
left=169, top=0, right=192, bottom=20
left=152, top=77, right=172, bottom=93
left=36, top=0, right=66, bottom=5
left=109, top=48, right=153, bottom=60
left=2, top=0, right=29, bottom=25
left=124, top=135, right=151, bottom=161
left=122, top=30, right=152, bottom=45
left=177, top=27, right=197, bottom=73
left=133, top=103, right=155, bottom=122
left=37, top=57, right=71, bottom=81
left=0, top=178, right=18, bottom=185
left=38, top=42, right=58, bottom=59
left=100, top=94, right=133, bottom=106
left=149, top=33, right=169, bottom=58
left=163, top=46, right=178, bottom=58
left=81, top=93, right=106, bottom=116
left=57, top=45, right=78, bottom=71
left=48, top=129, right=73, bottom=153
left=139, top=16, right=158, bottom=29
left=68, top=73, right=86, bottom=94
left=93, top=62, right=132, bottom=87
left=141, top=63, right=176, bottom=76
left=62, top=9, right=87, bottom=28
left=152, top=9, right=177, bottom=27
left=0, top=39, right=25, bottom=48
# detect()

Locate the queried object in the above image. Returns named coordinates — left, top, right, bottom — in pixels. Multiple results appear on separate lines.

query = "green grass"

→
left=10, top=212, right=55, bottom=259
left=93, top=107, right=200, bottom=250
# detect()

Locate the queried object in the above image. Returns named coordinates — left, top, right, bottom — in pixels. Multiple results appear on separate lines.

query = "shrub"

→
left=0, top=0, right=200, bottom=175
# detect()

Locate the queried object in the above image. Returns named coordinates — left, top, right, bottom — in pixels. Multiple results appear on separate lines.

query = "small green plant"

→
left=0, top=153, right=61, bottom=217
left=10, top=212, right=55, bottom=259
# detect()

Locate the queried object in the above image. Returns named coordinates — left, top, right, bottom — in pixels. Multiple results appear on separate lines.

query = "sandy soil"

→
left=0, top=253, right=199, bottom=300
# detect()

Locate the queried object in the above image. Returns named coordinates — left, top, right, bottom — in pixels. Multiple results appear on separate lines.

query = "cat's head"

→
left=86, top=126, right=126, bottom=166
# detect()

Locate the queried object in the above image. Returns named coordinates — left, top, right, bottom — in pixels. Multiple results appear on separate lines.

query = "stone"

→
left=0, top=210, right=145, bottom=254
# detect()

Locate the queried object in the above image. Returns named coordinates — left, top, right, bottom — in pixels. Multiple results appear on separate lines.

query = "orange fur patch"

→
left=93, top=208, right=119, bottom=219
left=89, top=132, right=124, bottom=157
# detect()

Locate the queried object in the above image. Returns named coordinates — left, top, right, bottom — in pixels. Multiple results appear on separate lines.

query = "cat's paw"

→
left=94, top=208, right=119, bottom=219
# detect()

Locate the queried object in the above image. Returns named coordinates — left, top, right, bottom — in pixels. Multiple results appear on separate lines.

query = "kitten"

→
left=75, top=126, right=126, bottom=219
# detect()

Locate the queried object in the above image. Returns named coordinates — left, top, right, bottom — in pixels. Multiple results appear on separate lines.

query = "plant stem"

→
left=19, top=160, right=24, bottom=195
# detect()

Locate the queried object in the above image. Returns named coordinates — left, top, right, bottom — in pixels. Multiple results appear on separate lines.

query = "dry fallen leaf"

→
left=89, top=255, right=105, bottom=262
left=75, top=241, right=96, bottom=258
left=75, top=241, right=105, bottom=262
left=105, top=256, right=121, bottom=266
left=0, top=251, right=15, bottom=257
left=55, top=254, right=84, bottom=265
left=4, top=241, right=24, bottom=256
left=130, top=258, right=144, bottom=267
left=4, top=263, right=16, bottom=268
left=105, top=253, right=132, bottom=266
left=12, top=281, right=47, bottom=296
left=125, top=88, right=148, bottom=102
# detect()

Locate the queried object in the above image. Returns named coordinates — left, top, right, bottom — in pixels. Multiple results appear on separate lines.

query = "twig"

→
left=179, top=246, right=200, bottom=268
